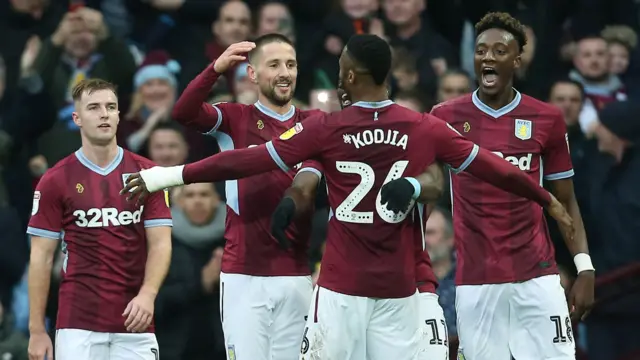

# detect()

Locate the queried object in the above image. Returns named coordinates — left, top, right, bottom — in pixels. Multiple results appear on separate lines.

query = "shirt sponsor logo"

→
left=493, top=151, right=533, bottom=171
left=73, top=207, right=143, bottom=227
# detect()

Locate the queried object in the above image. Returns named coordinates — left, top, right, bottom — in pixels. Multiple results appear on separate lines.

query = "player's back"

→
left=27, top=147, right=172, bottom=333
left=208, top=102, right=322, bottom=276
left=316, top=101, right=436, bottom=298
left=431, top=91, right=574, bottom=285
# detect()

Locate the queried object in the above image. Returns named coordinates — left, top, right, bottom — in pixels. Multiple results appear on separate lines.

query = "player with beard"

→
left=382, top=12, right=594, bottom=360
left=170, top=34, right=324, bottom=360
left=122, top=34, right=574, bottom=359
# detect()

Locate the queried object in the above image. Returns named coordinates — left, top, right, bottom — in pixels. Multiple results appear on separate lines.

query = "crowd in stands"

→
left=1, top=0, right=640, bottom=359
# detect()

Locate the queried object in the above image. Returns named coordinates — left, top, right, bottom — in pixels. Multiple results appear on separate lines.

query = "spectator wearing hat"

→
left=117, top=49, right=180, bottom=154
left=118, top=50, right=217, bottom=161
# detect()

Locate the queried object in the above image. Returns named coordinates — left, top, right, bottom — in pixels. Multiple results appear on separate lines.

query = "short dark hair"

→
left=248, top=33, right=295, bottom=63
left=475, top=12, right=528, bottom=54
left=72, top=78, right=118, bottom=101
left=549, top=78, right=585, bottom=100
left=150, top=122, right=187, bottom=141
left=345, top=34, right=392, bottom=85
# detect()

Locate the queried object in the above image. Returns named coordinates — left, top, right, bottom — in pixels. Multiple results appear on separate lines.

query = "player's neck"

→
left=477, top=86, right=516, bottom=111
left=351, top=88, right=389, bottom=104
left=257, top=96, right=292, bottom=116
left=80, top=141, right=119, bottom=168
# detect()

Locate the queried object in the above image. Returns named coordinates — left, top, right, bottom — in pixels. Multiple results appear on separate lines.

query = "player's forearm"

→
left=140, top=235, right=172, bottom=297
left=182, top=145, right=281, bottom=184
left=563, top=198, right=589, bottom=255
left=171, top=63, right=220, bottom=132
left=27, top=257, right=54, bottom=333
left=286, top=171, right=320, bottom=217
left=415, top=165, right=445, bottom=203
left=466, top=148, right=551, bottom=206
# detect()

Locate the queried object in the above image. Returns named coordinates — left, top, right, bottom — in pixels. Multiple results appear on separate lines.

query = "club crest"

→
left=515, top=119, right=532, bottom=140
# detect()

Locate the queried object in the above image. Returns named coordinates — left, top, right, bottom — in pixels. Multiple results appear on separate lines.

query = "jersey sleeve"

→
left=428, top=115, right=479, bottom=172
left=265, top=113, right=328, bottom=172
left=202, top=102, right=245, bottom=136
left=27, top=171, right=63, bottom=240
left=543, top=111, right=574, bottom=181
left=296, top=160, right=323, bottom=179
left=142, top=189, right=173, bottom=228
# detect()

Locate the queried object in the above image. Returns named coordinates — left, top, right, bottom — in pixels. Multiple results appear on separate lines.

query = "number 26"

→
left=335, top=160, right=414, bottom=224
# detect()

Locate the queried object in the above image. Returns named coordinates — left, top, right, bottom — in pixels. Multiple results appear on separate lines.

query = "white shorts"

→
left=219, top=272, right=312, bottom=360
left=416, top=292, right=449, bottom=360
left=55, top=328, right=158, bottom=360
left=300, top=286, right=420, bottom=360
left=455, top=274, right=575, bottom=360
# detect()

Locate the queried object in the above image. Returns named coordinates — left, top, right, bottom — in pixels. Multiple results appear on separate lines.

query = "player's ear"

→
left=513, top=54, right=522, bottom=70
left=71, top=111, right=81, bottom=127
left=348, top=69, right=355, bottom=84
left=247, top=64, right=258, bottom=83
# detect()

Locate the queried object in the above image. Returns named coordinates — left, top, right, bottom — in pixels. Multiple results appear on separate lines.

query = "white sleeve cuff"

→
left=140, top=165, right=185, bottom=193
left=405, top=177, right=421, bottom=200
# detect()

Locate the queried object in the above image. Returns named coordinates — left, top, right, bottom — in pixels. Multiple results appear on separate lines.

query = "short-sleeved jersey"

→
left=431, top=90, right=574, bottom=285
left=263, top=101, right=477, bottom=298
left=27, top=147, right=172, bottom=333
left=204, top=101, right=323, bottom=276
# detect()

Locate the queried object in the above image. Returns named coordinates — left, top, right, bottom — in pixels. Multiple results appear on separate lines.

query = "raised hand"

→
left=213, top=41, right=256, bottom=74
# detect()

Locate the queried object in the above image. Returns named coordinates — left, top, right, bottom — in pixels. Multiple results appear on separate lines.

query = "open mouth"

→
left=98, top=124, right=111, bottom=129
left=481, top=67, right=498, bottom=87
left=276, top=81, right=291, bottom=91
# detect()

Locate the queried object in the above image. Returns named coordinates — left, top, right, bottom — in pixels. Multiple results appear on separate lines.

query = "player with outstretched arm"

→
left=122, top=35, right=573, bottom=359
left=382, top=12, right=594, bottom=360
left=27, top=79, right=172, bottom=360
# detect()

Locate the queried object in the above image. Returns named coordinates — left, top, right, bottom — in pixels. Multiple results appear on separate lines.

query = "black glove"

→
left=381, top=178, right=416, bottom=214
left=271, top=197, right=296, bottom=249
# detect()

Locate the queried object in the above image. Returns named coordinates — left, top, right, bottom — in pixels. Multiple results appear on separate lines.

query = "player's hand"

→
left=569, top=270, right=595, bottom=321
left=120, top=172, right=150, bottom=206
left=28, top=331, right=53, bottom=360
left=213, top=41, right=256, bottom=73
left=123, top=292, right=155, bottom=333
left=545, top=193, right=574, bottom=241
left=271, top=197, right=296, bottom=249
left=381, top=178, right=415, bottom=213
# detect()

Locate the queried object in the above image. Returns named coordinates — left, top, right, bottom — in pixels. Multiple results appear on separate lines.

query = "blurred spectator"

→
left=0, top=300, right=28, bottom=360
left=601, top=25, right=638, bottom=76
left=394, top=89, right=430, bottom=112
left=424, top=206, right=457, bottom=337
left=33, top=6, right=136, bottom=165
left=391, top=47, right=419, bottom=94
left=147, top=122, right=189, bottom=167
left=0, top=205, right=27, bottom=309
left=585, top=100, right=640, bottom=359
left=382, top=0, right=455, bottom=96
left=156, top=183, right=226, bottom=360
left=206, top=0, right=252, bottom=91
left=436, top=69, right=472, bottom=103
left=513, top=22, right=538, bottom=91
left=256, top=1, right=295, bottom=42
left=118, top=50, right=178, bottom=154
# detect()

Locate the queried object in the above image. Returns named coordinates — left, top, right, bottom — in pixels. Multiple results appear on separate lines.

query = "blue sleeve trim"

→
left=452, top=144, right=479, bottom=173
left=203, top=105, right=223, bottom=135
left=405, top=177, right=422, bottom=200
left=266, top=141, right=290, bottom=172
left=544, top=169, right=575, bottom=180
left=26, top=227, right=61, bottom=240
left=144, top=219, right=174, bottom=228
left=295, top=167, right=322, bottom=179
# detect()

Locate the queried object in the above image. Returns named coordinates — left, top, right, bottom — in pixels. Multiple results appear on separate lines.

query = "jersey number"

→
left=335, top=161, right=413, bottom=224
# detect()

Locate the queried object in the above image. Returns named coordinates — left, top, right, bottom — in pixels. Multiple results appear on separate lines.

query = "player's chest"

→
left=451, top=116, right=545, bottom=156
left=62, top=174, right=144, bottom=228
left=241, top=117, right=296, bottom=147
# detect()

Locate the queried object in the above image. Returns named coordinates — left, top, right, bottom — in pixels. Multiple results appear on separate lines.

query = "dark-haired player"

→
left=123, top=34, right=573, bottom=359
left=170, top=34, right=323, bottom=359
left=27, top=79, right=172, bottom=360
left=387, top=12, right=594, bottom=360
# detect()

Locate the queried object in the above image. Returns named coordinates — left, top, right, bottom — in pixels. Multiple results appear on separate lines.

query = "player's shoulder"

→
left=430, top=93, right=474, bottom=115
left=519, top=93, right=562, bottom=119
left=43, top=153, right=80, bottom=180
left=298, top=108, right=325, bottom=119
